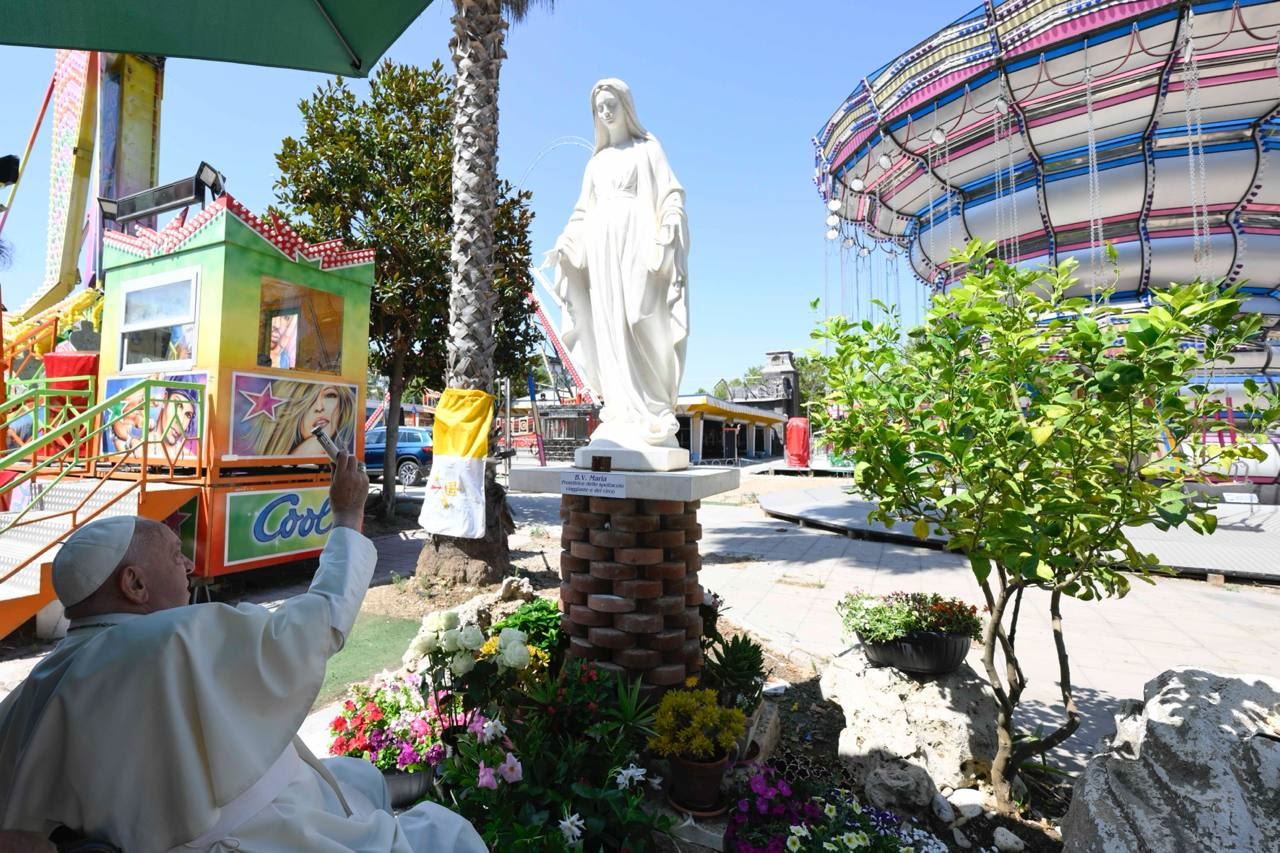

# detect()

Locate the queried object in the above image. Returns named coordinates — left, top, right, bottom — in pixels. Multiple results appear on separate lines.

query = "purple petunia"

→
left=424, top=744, right=445, bottom=765
left=396, top=744, right=421, bottom=770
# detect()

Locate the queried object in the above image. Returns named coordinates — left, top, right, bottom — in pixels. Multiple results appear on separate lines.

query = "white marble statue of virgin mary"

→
left=549, top=78, right=691, bottom=471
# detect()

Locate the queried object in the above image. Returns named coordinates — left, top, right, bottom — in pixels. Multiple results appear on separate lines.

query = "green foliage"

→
left=813, top=242, right=1276, bottom=601
left=811, top=241, right=1280, bottom=802
left=445, top=660, right=668, bottom=851
left=649, top=687, right=745, bottom=762
left=703, top=633, right=768, bottom=715
left=490, top=597, right=562, bottom=658
left=271, top=59, right=539, bottom=407
left=836, top=591, right=983, bottom=643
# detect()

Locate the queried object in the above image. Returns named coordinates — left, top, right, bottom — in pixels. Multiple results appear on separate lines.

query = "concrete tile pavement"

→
left=688, top=501, right=1280, bottom=768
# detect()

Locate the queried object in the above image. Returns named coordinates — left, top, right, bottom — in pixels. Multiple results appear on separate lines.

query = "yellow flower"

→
left=478, top=636, right=501, bottom=658
left=684, top=675, right=699, bottom=688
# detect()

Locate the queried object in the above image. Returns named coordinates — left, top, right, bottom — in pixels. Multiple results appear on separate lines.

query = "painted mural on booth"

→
left=102, top=372, right=205, bottom=458
left=230, top=373, right=357, bottom=458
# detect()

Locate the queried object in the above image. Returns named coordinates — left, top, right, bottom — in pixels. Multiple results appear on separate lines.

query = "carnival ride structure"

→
left=814, top=0, right=1280, bottom=493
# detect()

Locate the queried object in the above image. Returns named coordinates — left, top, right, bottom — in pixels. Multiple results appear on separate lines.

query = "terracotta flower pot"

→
left=668, top=753, right=730, bottom=816
left=857, top=630, right=972, bottom=675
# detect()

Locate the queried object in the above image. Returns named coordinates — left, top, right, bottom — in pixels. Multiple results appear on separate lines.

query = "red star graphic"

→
left=164, top=510, right=192, bottom=534
left=241, top=382, right=285, bottom=421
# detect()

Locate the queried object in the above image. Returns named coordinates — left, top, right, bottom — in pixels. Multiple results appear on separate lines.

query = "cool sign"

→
left=225, top=487, right=333, bottom=565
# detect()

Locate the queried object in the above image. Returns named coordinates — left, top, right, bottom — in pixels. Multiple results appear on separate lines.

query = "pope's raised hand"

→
left=330, top=451, right=369, bottom=532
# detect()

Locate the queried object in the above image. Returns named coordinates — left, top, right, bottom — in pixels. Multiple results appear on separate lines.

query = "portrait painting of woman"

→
left=235, top=378, right=357, bottom=458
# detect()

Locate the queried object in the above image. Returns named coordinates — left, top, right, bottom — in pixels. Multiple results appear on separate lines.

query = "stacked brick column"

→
left=559, top=495, right=704, bottom=694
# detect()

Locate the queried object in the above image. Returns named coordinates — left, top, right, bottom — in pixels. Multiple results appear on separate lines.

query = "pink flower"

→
left=467, top=714, right=487, bottom=737
left=497, top=752, right=523, bottom=783
left=476, top=761, right=498, bottom=790
left=410, top=717, right=433, bottom=738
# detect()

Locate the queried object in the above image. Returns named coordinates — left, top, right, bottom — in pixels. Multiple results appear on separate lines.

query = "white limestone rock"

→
left=820, top=652, right=998, bottom=818
left=947, top=787, right=987, bottom=819
left=931, top=792, right=956, bottom=824
left=1062, top=668, right=1280, bottom=853
left=993, top=826, right=1025, bottom=852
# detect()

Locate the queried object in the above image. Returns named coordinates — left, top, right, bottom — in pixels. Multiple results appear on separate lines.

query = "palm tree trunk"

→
left=418, top=0, right=510, bottom=585
left=446, top=0, right=503, bottom=391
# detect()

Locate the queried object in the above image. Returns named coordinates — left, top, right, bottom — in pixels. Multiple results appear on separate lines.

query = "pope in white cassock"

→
left=0, top=453, right=486, bottom=853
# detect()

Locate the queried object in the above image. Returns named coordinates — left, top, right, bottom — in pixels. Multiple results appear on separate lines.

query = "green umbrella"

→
left=0, top=0, right=436, bottom=76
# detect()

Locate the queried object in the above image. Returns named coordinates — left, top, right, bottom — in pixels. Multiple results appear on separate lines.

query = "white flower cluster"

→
left=403, top=609, right=483, bottom=676
left=402, top=610, right=533, bottom=677
left=558, top=812, right=585, bottom=846
left=495, top=627, right=531, bottom=671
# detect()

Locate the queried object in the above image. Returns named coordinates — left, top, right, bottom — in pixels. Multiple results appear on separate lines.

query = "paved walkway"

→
left=759, top=485, right=1280, bottom=582
left=681, top=496, right=1280, bottom=768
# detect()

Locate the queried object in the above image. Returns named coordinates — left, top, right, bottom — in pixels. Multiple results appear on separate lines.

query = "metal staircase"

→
left=0, top=478, right=138, bottom=601
left=0, top=376, right=205, bottom=634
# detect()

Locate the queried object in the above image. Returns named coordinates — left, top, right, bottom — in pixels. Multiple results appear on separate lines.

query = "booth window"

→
left=120, top=270, right=198, bottom=370
left=258, top=278, right=344, bottom=373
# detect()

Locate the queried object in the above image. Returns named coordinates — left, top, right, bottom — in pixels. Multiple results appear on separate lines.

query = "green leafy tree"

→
left=272, top=60, right=537, bottom=522
left=813, top=242, right=1278, bottom=810
left=793, top=353, right=828, bottom=412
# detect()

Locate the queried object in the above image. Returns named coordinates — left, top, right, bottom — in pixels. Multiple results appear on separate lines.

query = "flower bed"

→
left=726, top=767, right=947, bottom=853
left=331, top=599, right=671, bottom=850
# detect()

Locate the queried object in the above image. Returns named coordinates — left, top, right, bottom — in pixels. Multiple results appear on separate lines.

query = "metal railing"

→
left=0, top=316, right=59, bottom=378
left=0, top=377, right=207, bottom=588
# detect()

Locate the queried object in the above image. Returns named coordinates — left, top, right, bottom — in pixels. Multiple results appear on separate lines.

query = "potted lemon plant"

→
left=649, top=687, right=745, bottom=816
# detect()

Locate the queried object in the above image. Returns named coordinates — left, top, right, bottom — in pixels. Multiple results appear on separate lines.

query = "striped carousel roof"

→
left=815, top=0, right=1280, bottom=327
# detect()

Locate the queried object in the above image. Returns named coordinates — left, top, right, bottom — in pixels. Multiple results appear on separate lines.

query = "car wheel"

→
left=397, top=459, right=423, bottom=487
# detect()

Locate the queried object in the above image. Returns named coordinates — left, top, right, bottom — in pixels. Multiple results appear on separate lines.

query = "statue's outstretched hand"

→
left=540, top=248, right=560, bottom=271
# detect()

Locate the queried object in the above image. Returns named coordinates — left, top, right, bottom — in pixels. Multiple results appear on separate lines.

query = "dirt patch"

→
left=360, top=530, right=562, bottom=622
left=701, top=552, right=766, bottom=566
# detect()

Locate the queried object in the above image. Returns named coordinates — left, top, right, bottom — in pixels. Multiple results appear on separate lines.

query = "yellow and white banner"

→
left=419, top=389, right=494, bottom=539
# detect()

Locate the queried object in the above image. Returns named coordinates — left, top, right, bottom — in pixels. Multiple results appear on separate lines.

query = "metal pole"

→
left=503, top=377, right=511, bottom=479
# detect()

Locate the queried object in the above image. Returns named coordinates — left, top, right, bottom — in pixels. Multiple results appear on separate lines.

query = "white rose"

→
left=440, top=611, right=460, bottom=631
left=498, top=627, right=527, bottom=649
left=420, top=631, right=440, bottom=653
left=450, top=652, right=476, bottom=677
left=440, top=629, right=461, bottom=653
left=422, top=612, right=443, bottom=634
left=459, top=625, right=485, bottom=651
left=405, top=634, right=431, bottom=659
left=500, top=642, right=531, bottom=670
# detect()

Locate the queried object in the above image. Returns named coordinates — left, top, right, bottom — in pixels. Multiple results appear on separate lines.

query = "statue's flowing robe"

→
left=0, top=528, right=485, bottom=853
left=554, top=136, right=690, bottom=446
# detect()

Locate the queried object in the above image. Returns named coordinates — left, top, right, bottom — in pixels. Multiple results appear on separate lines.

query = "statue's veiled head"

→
left=591, top=78, right=648, bottom=153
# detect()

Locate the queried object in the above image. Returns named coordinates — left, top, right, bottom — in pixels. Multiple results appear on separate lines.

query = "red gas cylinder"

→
left=785, top=417, right=810, bottom=468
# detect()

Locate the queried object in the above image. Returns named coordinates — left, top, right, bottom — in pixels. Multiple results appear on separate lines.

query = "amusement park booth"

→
left=98, top=194, right=373, bottom=580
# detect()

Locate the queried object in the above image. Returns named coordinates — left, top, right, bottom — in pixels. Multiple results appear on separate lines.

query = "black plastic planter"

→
left=857, top=630, right=972, bottom=675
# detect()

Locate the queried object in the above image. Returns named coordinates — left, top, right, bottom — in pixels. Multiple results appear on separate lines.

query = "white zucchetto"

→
left=52, top=516, right=137, bottom=607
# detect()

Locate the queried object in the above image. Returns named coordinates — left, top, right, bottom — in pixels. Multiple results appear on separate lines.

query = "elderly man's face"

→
left=134, top=523, right=194, bottom=611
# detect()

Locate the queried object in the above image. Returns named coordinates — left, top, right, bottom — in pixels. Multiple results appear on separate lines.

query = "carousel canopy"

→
left=815, top=0, right=1280, bottom=327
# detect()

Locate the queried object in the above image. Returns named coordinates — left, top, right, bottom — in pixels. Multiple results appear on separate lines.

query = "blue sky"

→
left=0, top=0, right=958, bottom=393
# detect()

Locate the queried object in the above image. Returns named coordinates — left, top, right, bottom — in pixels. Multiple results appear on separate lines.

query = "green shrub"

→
left=491, top=597, right=561, bottom=656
